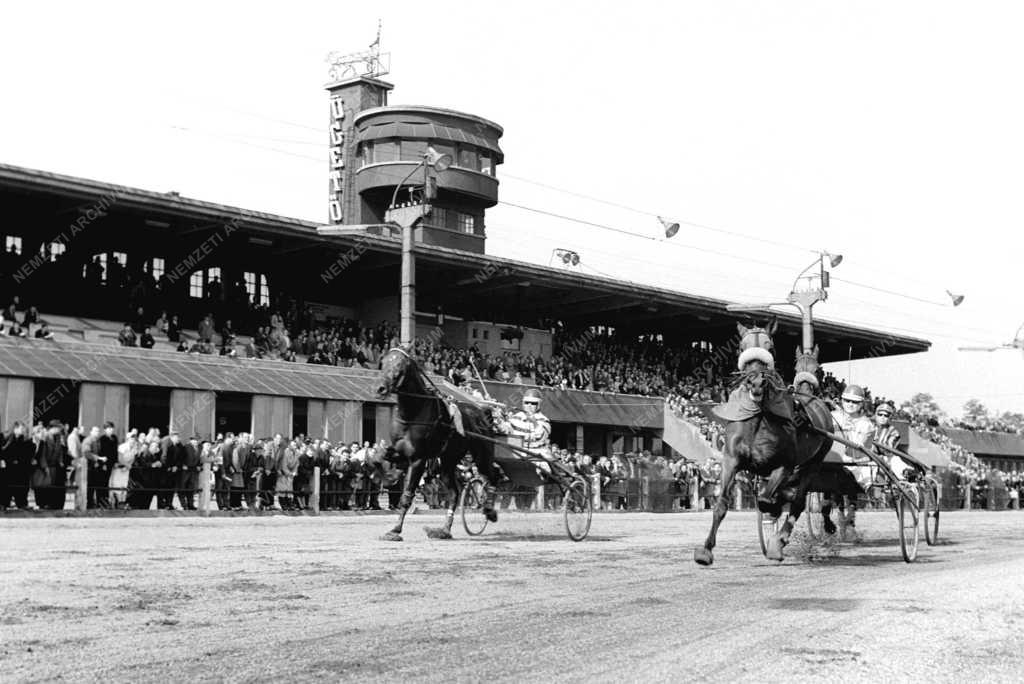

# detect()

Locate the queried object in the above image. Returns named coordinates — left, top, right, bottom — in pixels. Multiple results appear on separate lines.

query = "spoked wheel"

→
left=460, top=477, right=489, bottom=537
left=757, top=510, right=780, bottom=557
left=563, top=478, right=593, bottom=542
left=805, top=491, right=825, bottom=541
left=897, top=487, right=920, bottom=562
left=922, top=479, right=940, bottom=546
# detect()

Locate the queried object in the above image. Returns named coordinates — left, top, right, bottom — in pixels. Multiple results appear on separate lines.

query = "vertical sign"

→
left=328, top=96, right=345, bottom=224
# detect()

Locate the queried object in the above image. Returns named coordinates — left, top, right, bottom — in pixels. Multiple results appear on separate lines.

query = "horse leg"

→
left=382, top=456, right=426, bottom=542
left=757, top=464, right=789, bottom=516
left=694, top=455, right=738, bottom=566
left=821, top=492, right=837, bottom=535
left=425, top=460, right=460, bottom=540
left=767, top=470, right=812, bottom=561
left=472, top=441, right=499, bottom=522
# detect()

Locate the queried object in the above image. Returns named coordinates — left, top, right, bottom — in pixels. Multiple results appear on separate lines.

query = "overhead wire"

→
left=154, top=99, right=968, bottom=304
left=156, top=116, right=994, bottom=338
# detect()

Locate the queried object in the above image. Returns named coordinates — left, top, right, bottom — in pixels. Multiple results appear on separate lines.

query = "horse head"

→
left=377, top=346, right=415, bottom=397
left=736, top=320, right=777, bottom=358
left=735, top=320, right=778, bottom=403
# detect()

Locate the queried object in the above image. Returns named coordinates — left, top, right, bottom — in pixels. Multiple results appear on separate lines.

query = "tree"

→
left=997, top=411, right=1024, bottom=432
left=900, top=392, right=945, bottom=423
left=961, top=398, right=991, bottom=428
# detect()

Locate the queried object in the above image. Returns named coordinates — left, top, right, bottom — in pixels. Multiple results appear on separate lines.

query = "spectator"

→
left=117, top=323, right=137, bottom=347
left=1, top=421, right=34, bottom=509
left=139, top=326, right=156, bottom=349
left=166, top=314, right=181, bottom=342
left=34, top=322, right=54, bottom=340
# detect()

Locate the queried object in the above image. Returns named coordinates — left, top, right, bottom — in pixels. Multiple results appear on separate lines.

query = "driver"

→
left=830, top=384, right=874, bottom=539
left=873, top=400, right=914, bottom=480
left=495, top=388, right=552, bottom=474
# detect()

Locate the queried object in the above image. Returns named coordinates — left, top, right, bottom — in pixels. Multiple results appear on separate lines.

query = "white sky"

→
left=2, top=1, right=1023, bottom=415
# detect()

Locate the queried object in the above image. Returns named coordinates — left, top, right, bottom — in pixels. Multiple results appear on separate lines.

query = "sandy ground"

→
left=1, top=509, right=1023, bottom=683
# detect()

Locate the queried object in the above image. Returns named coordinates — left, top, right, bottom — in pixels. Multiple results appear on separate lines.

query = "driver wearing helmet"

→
left=830, top=384, right=874, bottom=538
left=496, top=388, right=552, bottom=474
left=873, top=400, right=913, bottom=479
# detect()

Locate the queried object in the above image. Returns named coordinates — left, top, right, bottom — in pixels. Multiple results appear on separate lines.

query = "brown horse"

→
left=376, top=346, right=499, bottom=541
left=694, top=323, right=834, bottom=565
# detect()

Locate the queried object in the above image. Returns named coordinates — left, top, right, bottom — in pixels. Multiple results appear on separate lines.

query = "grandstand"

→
left=0, top=161, right=929, bottom=454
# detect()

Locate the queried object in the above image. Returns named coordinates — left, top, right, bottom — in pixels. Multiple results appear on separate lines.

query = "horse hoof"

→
left=484, top=508, right=498, bottom=523
left=381, top=531, right=403, bottom=542
left=693, top=547, right=714, bottom=566
left=424, top=527, right=453, bottom=540
left=766, top=536, right=785, bottom=562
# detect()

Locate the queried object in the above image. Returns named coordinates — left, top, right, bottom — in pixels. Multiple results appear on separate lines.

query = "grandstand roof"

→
left=0, top=162, right=930, bottom=362
left=938, top=427, right=1024, bottom=458
left=0, top=337, right=384, bottom=402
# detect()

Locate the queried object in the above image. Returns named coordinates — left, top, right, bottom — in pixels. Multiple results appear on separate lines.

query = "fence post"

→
left=75, top=458, right=88, bottom=512
left=641, top=477, right=650, bottom=511
left=964, top=483, right=971, bottom=510
left=590, top=473, right=601, bottom=510
left=200, top=462, right=211, bottom=516
left=535, top=485, right=544, bottom=511
left=690, top=476, right=700, bottom=510
left=733, top=482, right=743, bottom=511
left=312, top=466, right=321, bottom=515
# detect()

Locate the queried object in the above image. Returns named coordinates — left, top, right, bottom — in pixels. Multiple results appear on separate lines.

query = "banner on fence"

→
left=662, top=406, right=723, bottom=463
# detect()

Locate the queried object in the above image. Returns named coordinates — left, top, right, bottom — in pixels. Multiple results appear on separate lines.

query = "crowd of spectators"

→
left=0, top=420, right=408, bottom=512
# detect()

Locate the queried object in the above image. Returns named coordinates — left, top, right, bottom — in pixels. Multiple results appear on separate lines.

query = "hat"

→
left=48, top=419, right=63, bottom=429
left=841, top=385, right=866, bottom=402
left=523, top=388, right=542, bottom=403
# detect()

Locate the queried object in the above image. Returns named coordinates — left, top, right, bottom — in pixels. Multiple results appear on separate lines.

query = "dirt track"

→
left=2, top=510, right=1023, bottom=682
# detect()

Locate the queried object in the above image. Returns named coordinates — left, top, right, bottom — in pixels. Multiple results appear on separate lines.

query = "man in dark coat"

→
left=96, top=421, right=119, bottom=507
left=177, top=436, right=201, bottom=511
left=163, top=431, right=189, bottom=510
left=260, top=435, right=283, bottom=509
left=2, top=422, right=34, bottom=509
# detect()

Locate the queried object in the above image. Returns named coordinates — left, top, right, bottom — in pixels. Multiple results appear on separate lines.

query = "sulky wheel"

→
left=923, top=478, right=940, bottom=546
left=460, top=477, right=489, bottom=537
left=804, top=491, right=826, bottom=541
left=563, top=478, right=593, bottom=542
left=897, top=487, right=920, bottom=562
left=757, top=509, right=780, bottom=557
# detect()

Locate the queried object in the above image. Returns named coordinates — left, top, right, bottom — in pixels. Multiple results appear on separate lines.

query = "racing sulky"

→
left=376, top=345, right=500, bottom=541
left=693, top=322, right=833, bottom=565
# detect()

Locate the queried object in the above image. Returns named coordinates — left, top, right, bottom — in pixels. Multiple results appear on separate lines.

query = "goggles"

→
left=875, top=411, right=893, bottom=418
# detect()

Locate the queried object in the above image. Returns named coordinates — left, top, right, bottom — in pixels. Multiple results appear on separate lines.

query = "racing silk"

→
left=873, top=424, right=900, bottom=451
left=831, top=409, right=874, bottom=454
left=830, top=409, right=875, bottom=489
left=501, top=410, right=551, bottom=451
left=873, top=423, right=912, bottom=478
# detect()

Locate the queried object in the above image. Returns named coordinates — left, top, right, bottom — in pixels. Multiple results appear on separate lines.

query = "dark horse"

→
left=376, top=346, right=499, bottom=541
left=694, top=323, right=834, bottom=565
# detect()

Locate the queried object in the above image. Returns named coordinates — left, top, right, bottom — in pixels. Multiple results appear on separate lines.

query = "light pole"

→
left=726, top=251, right=842, bottom=366
left=786, top=251, right=842, bottom=352
left=385, top=146, right=452, bottom=344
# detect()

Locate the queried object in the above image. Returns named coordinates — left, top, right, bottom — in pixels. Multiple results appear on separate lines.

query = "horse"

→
left=694, top=322, right=834, bottom=565
left=376, top=346, right=499, bottom=541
